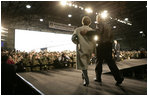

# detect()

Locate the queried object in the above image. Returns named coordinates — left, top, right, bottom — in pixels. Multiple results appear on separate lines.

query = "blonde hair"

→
left=82, top=16, right=91, bottom=26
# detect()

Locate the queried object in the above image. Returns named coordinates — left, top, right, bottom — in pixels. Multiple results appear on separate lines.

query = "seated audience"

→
left=1, top=48, right=146, bottom=72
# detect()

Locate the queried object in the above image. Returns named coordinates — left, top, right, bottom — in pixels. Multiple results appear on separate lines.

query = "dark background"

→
left=1, top=1, right=147, bottom=50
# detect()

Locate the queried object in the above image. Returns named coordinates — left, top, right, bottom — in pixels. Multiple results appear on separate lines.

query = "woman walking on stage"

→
left=72, top=16, right=95, bottom=86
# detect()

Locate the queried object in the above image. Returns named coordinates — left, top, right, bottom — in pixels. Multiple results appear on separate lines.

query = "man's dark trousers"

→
left=95, top=42, right=123, bottom=82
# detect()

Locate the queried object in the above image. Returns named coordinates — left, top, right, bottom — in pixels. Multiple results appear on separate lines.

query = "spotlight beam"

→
left=100, top=10, right=108, bottom=19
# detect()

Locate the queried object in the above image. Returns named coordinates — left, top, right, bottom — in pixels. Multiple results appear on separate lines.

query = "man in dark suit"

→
left=113, top=40, right=120, bottom=62
left=94, top=14, right=124, bottom=86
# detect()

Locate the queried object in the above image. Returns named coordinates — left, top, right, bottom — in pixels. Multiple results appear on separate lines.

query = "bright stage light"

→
left=100, top=10, right=108, bottom=19
left=79, top=6, right=82, bottom=9
left=68, top=3, right=72, bottom=6
left=127, top=23, right=132, bottom=26
left=68, top=24, right=71, bottom=26
left=79, top=6, right=84, bottom=10
left=104, top=10, right=107, bottom=13
left=1, top=26, right=8, bottom=33
left=80, top=7, right=84, bottom=10
left=40, top=19, right=43, bottom=22
left=117, top=19, right=120, bottom=21
left=120, top=20, right=124, bottom=23
left=123, top=21, right=126, bottom=24
left=94, top=21, right=97, bottom=24
left=85, top=8, right=93, bottom=13
left=26, top=5, right=31, bottom=9
left=74, top=5, right=78, bottom=8
left=113, top=26, right=116, bottom=29
left=94, top=35, right=98, bottom=41
left=125, top=18, right=128, bottom=21
left=60, top=0, right=67, bottom=6
left=140, top=31, right=143, bottom=34
left=68, top=14, right=72, bottom=18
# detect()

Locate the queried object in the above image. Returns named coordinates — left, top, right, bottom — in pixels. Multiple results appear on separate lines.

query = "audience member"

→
left=1, top=55, right=16, bottom=95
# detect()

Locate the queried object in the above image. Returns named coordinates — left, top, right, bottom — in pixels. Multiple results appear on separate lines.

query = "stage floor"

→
left=89, top=58, right=147, bottom=73
left=18, top=59, right=147, bottom=95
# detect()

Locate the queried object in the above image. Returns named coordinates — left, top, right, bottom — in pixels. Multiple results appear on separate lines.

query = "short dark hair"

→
left=82, top=16, right=91, bottom=26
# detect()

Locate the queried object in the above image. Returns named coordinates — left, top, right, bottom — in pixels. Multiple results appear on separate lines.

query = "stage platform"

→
left=89, top=58, right=147, bottom=73
left=17, top=59, right=147, bottom=95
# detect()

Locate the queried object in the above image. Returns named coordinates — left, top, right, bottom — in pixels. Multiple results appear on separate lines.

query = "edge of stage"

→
left=17, top=58, right=147, bottom=95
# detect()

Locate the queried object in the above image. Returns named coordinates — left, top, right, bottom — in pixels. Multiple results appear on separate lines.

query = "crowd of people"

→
left=1, top=47, right=147, bottom=93
left=1, top=46, right=146, bottom=94
left=119, top=50, right=147, bottom=61
left=1, top=48, right=147, bottom=72
left=1, top=48, right=77, bottom=72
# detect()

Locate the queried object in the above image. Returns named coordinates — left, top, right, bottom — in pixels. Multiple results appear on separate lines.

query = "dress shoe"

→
left=83, top=83, right=89, bottom=87
left=94, top=78, right=102, bottom=83
left=83, top=80, right=89, bottom=87
left=116, top=78, right=124, bottom=86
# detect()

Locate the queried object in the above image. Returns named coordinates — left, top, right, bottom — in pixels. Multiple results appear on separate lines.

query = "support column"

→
left=7, top=28, right=15, bottom=49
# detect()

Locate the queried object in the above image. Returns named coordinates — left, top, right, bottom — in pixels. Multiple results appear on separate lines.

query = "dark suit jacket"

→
left=96, top=21, right=113, bottom=43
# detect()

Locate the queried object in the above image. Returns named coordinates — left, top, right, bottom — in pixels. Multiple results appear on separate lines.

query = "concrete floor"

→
left=18, top=59, right=147, bottom=95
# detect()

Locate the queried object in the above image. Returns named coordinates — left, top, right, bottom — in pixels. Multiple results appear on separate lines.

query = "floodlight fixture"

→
left=68, top=24, right=71, bottom=26
left=113, top=26, right=116, bottom=29
left=68, top=14, right=72, bottom=18
left=81, top=7, right=84, bottom=10
left=140, top=31, right=143, bottom=34
left=68, top=3, right=72, bottom=6
left=40, top=19, right=44, bottom=22
left=117, top=19, right=120, bottom=22
left=100, top=10, right=108, bottom=19
left=74, top=5, right=78, bottom=8
left=26, top=5, right=31, bottom=9
left=94, top=21, right=97, bottom=24
left=125, top=18, right=128, bottom=21
left=94, top=35, right=98, bottom=41
left=85, top=8, right=93, bottom=13
left=60, top=0, right=67, bottom=6
left=127, top=23, right=132, bottom=26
